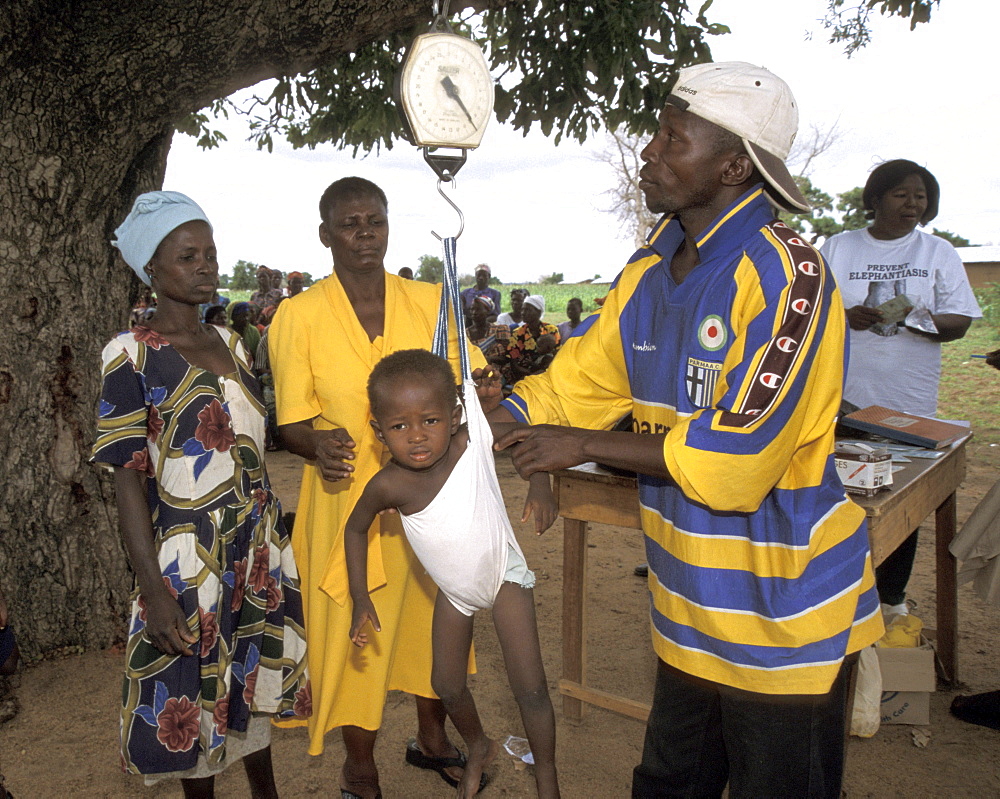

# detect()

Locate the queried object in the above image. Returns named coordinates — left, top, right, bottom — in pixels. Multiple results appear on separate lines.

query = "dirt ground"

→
left=2, top=446, right=999, bottom=798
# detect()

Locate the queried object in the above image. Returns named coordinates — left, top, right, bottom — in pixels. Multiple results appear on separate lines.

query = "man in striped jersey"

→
left=491, top=62, right=883, bottom=798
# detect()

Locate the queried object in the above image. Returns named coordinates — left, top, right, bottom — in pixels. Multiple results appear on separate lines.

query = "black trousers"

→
left=632, top=655, right=856, bottom=799
left=874, top=528, right=919, bottom=606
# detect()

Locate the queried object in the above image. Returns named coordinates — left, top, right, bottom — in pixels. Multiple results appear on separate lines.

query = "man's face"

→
left=288, top=274, right=304, bottom=295
left=638, top=104, right=732, bottom=217
left=566, top=299, right=582, bottom=322
left=475, top=269, right=489, bottom=289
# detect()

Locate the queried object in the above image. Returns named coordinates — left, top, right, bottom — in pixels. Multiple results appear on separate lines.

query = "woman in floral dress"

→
left=93, top=192, right=308, bottom=797
left=506, top=294, right=561, bottom=384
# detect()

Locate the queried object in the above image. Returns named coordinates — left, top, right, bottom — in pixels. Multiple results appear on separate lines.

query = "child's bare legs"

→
left=341, top=725, right=380, bottom=799
left=179, top=745, right=278, bottom=799
left=493, top=582, right=560, bottom=798
left=431, top=591, right=499, bottom=798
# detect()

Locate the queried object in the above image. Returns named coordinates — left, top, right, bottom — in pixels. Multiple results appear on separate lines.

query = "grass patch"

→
left=939, top=320, right=1000, bottom=445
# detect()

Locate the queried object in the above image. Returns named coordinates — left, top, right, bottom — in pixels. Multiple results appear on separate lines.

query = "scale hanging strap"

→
left=431, top=235, right=472, bottom=382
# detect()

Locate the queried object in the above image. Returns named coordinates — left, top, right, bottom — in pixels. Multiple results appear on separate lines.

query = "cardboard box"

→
left=877, top=637, right=936, bottom=725
left=835, top=443, right=893, bottom=496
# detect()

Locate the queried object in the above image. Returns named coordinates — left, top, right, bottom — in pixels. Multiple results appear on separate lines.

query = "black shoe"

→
left=634, top=563, right=648, bottom=577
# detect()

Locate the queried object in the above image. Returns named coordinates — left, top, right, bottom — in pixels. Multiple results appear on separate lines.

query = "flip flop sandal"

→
left=405, top=737, right=489, bottom=792
left=340, top=789, right=382, bottom=799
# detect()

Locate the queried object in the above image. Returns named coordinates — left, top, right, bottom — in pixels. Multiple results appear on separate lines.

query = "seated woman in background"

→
left=467, top=295, right=510, bottom=373
left=507, top=295, right=560, bottom=384
left=228, top=301, right=262, bottom=361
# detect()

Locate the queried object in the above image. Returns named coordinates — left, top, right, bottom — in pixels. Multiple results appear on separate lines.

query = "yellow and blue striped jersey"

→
left=502, top=187, right=883, bottom=695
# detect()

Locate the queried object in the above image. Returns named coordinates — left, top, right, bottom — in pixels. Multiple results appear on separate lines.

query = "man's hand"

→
left=315, top=428, right=357, bottom=482
left=845, top=305, right=885, bottom=331
left=986, top=348, right=1000, bottom=371
left=494, top=424, right=589, bottom=478
left=472, top=366, right=503, bottom=412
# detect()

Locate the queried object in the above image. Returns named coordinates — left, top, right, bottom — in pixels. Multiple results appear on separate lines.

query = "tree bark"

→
left=0, top=0, right=453, bottom=658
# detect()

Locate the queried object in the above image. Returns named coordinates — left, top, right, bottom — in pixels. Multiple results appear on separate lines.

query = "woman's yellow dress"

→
left=268, top=270, right=482, bottom=754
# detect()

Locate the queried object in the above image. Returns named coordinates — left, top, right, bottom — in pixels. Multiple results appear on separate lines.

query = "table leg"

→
left=935, top=491, right=959, bottom=685
left=562, top=517, right=588, bottom=722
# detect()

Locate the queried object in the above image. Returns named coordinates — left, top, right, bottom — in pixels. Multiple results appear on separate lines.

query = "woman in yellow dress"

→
left=269, top=177, right=497, bottom=799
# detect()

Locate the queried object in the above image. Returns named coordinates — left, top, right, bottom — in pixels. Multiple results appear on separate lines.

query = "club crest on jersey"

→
left=697, top=315, right=727, bottom=351
left=686, top=357, right=722, bottom=407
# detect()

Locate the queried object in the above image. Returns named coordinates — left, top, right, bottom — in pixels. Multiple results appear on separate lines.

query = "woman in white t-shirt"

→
left=822, top=159, right=981, bottom=616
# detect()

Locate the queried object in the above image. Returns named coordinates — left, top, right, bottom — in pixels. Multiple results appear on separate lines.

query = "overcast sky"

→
left=164, top=0, right=997, bottom=285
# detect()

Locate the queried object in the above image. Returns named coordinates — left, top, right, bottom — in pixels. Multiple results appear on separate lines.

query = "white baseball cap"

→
left=666, top=61, right=809, bottom=213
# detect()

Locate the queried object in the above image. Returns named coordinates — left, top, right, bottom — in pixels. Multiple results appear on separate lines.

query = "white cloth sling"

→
left=399, top=384, right=525, bottom=615
left=398, top=236, right=525, bottom=615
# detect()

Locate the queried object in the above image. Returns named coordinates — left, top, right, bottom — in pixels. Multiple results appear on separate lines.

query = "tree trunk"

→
left=0, top=0, right=443, bottom=659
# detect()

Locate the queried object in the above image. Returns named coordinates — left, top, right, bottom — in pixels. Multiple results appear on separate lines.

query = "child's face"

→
left=371, top=378, right=462, bottom=471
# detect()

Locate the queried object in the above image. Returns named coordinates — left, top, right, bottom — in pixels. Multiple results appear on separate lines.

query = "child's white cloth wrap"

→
left=398, top=384, right=526, bottom=616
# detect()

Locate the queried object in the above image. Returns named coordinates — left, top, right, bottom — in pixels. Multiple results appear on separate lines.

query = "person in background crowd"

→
left=94, top=190, right=309, bottom=794
left=255, top=322, right=281, bottom=452
left=129, top=284, right=157, bottom=329
left=270, top=268, right=285, bottom=297
left=198, top=288, right=230, bottom=323
left=557, top=297, right=584, bottom=342
left=467, top=296, right=511, bottom=386
left=259, top=296, right=285, bottom=329
left=229, top=301, right=262, bottom=360
left=496, top=288, right=527, bottom=329
left=204, top=304, right=228, bottom=327
left=287, top=271, right=305, bottom=297
left=821, top=159, right=982, bottom=618
left=460, top=264, right=502, bottom=324
left=398, top=266, right=414, bottom=280
left=507, top=295, right=560, bottom=384
left=489, top=62, right=883, bottom=798
left=250, top=265, right=272, bottom=308
left=523, top=333, right=557, bottom=376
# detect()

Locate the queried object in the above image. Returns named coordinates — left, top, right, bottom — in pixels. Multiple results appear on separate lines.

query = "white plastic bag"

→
left=850, top=646, right=882, bottom=738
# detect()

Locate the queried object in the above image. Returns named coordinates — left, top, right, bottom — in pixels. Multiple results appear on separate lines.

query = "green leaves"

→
left=821, top=0, right=939, bottom=56
left=182, top=1, right=722, bottom=154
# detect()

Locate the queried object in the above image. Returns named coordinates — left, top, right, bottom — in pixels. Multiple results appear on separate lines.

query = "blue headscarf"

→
left=112, top=191, right=212, bottom=285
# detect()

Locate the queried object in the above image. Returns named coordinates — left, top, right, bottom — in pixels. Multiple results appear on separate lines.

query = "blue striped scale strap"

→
left=431, top=236, right=472, bottom=382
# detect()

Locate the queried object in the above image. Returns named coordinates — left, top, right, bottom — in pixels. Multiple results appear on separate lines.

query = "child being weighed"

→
left=345, top=349, right=560, bottom=799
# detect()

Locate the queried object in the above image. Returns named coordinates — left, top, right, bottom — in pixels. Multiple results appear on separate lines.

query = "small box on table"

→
left=835, top=442, right=892, bottom=497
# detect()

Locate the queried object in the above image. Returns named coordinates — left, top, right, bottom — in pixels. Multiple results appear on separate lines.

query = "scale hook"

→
left=431, top=177, right=465, bottom=241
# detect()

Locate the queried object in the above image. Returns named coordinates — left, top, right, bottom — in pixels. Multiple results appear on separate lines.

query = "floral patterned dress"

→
left=92, top=325, right=309, bottom=776
left=506, top=321, right=561, bottom=381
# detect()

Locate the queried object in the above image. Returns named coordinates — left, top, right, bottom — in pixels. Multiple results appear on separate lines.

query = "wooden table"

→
left=552, top=438, right=969, bottom=723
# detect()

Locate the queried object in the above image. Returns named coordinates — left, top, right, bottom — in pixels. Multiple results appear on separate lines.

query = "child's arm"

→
left=344, top=473, right=394, bottom=647
left=521, top=472, right=557, bottom=534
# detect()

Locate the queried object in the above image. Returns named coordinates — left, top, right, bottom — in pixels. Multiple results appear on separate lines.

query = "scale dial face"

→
left=398, top=31, right=494, bottom=149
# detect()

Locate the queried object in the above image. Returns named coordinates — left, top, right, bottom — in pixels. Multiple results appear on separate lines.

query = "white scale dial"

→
left=399, top=31, right=494, bottom=149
